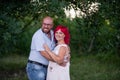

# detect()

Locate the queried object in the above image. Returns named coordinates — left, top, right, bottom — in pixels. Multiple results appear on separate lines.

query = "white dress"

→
left=46, top=44, right=70, bottom=80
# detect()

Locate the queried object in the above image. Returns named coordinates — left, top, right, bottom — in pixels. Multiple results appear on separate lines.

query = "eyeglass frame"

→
left=42, top=23, right=53, bottom=27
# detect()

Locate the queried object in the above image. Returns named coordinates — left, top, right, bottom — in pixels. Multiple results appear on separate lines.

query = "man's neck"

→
left=46, top=32, right=51, bottom=40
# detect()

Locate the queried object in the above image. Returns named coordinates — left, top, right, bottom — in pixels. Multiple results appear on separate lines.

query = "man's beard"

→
left=42, top=28, right=50, bottom=34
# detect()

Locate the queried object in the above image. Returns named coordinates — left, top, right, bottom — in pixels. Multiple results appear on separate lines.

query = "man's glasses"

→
left=42, top=23, right=53, bottom=27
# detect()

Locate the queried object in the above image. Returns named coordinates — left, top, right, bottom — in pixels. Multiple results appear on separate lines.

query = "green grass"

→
left=0, top=54, right=28, bottom=80
left=0, top=54, right=120, bottom=80
left=70, top=55, right=120, bottom=80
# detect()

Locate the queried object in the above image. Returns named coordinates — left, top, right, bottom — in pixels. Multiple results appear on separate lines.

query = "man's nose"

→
left=44, top=25, right=48, bottom=28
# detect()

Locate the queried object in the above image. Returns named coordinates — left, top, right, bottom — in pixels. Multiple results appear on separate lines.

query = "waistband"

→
left=28, top=60, right=48, bottom=68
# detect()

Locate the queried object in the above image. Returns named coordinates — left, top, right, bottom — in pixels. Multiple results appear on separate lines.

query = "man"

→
left=26, top=16, right=55, bottom=80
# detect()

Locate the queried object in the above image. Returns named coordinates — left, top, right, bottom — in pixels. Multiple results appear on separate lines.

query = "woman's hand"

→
left=59, top=53, right=70, bottom=67
left=64, top=53, right=70, bottom=63
left=43, top=43, right=50, bottom=52
left=59, top=62, right=67, bottom=67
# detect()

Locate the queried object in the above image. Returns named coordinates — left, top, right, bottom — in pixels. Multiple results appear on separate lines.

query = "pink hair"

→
left=54, top=25, right=70, bottom=45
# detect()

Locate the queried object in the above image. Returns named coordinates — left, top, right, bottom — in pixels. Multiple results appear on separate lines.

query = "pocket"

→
left=34, top=64, right=42, bottom=70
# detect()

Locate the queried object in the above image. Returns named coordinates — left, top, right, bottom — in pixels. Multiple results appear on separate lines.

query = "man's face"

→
left=42, top=18, right=53, bottom=34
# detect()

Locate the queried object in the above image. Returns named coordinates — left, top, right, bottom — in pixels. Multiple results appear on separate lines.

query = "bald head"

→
left=42, top=16, right=53, bottom=24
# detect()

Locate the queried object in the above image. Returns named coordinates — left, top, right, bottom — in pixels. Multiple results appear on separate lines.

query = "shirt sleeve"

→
left=31, top=31, right=45, bottom=51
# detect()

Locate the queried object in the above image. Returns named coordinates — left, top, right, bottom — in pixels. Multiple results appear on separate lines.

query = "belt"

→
left=28, top=60, right=48, bottom=68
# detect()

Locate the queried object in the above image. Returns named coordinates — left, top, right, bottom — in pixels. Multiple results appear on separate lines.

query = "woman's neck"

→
left=57, top=40, right=65, bottom=45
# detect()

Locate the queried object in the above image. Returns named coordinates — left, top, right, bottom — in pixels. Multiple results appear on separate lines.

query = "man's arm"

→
left=40, top=51, right=53, bottom=61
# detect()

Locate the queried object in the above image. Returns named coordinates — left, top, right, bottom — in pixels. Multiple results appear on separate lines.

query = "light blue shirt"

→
left=28, top=29, right=55, bottom=65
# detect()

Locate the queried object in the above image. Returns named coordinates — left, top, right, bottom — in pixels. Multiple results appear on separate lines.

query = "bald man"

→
left=26, top=16, right=55, bottom=80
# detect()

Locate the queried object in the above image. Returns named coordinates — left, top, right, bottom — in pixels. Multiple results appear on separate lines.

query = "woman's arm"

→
left=43, top=44, right=67, bottom=64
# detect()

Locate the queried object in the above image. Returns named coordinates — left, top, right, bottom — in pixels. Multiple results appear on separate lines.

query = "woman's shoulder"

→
left=58, top=44, right=70, bottom=52
left=58, top=44, right=68, bottom=47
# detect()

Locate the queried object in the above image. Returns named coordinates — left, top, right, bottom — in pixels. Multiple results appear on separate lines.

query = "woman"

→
left=44, top=25, right=70, bottom=80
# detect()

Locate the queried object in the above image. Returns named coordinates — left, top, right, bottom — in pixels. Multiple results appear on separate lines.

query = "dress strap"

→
left=58, top=44, right=67, bottom=47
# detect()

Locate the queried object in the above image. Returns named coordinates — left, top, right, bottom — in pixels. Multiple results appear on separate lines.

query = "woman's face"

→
left=55, top=29, right=65, bottom=41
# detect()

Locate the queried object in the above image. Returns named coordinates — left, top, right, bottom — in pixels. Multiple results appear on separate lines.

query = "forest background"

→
left=0, top=0, right=120, bottom=80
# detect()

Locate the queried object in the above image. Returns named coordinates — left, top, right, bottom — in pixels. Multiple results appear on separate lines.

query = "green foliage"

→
left=0, top=0, right=67, bottom=56
left=0, top=15, right=22, bottom=55
left=67, top=0, right=120, bottom=55
left=0, top=0, right=120, bottom=56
